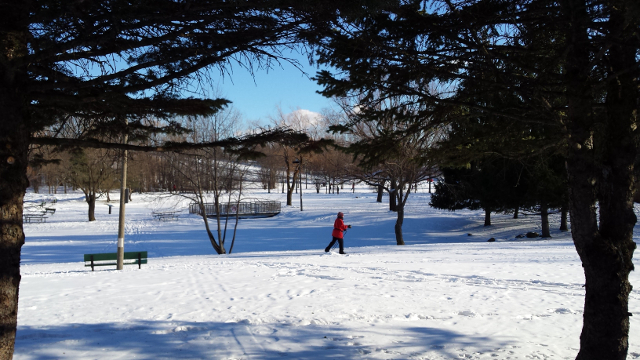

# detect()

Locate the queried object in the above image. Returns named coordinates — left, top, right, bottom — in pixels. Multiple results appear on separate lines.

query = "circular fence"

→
left=189, top=200, right=281, bottom=218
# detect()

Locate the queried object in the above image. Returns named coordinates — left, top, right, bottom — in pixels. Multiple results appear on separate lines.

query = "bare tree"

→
left=68, top=148, right=119, bottom=221
left=271, top=107, right=322, bottom=206
left=255, top=144, right=280, bottom=193
left=337, top=97, right=442, bottom=245
left=168, top=107, right=248, bottom=254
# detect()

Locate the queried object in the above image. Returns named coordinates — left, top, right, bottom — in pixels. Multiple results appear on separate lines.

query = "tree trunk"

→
left=0, top=153, right=26, bottom=360
left=513, top=205, right=519, bottom=219
left=394, top=206, right=405, bottom=245
left=560, top=204, right=569, bottom=232
left=286, top=183, right=292, bottom=205
left=484, top=208, right=491, bottom=226
left=286, top=169, right=297, bottom=206
left=376, top=184, right=383, bottom=202
left=0, top=15, right=29, bottom=354
left=540, top=203, right=551, bottom=238
left=568, top=156, right=636, bottom=360
left=267, top=170, right=272, bottom=193
left=213, top=195, right=223, bottom=249
left=389, top=178, right=397, bottom=212
left=87, top=192, right=96, bottom=221
left=228, top=180, right=243, bottom=254
left=198, top=201, right=224, bottom=254
left=32, top=177, right=39, bottom=193
left=564, top=2, right=637, bottom=358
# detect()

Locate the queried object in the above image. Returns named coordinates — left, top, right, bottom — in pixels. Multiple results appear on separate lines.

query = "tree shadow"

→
left=15, top=320, right=511, bottom=359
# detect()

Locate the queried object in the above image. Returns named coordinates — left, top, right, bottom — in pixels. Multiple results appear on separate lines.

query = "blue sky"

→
left=209, top=51, right=335, bottom=124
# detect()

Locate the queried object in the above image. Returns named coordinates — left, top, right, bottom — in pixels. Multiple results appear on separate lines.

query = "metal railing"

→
left=189, top=200, right=281, bottom=218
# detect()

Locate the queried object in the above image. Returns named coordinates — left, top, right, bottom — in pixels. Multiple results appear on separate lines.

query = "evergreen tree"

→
left=524, top=155, right=569, bottom=237
left=308, top=1, right=639, bottom=357
left=0, top=1, right=336, bottom=356
left=430, top=167, right=481, bottom=211
left=431, top=158, right=531, bottom=227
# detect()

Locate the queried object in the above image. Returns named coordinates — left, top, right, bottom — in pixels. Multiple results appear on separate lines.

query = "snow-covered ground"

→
left=14, top=185, right=640, bottom=359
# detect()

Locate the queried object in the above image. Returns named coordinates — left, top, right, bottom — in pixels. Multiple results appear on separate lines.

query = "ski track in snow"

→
left=13, top=188, right=640, bottom=359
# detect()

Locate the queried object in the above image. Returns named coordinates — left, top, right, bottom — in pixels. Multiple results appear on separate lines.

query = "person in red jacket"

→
left=325, top=212, right=351, bottom=254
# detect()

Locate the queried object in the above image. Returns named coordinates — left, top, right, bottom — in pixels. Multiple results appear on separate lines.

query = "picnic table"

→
left=23, top=213, right=47, bottom=223
left=152, top=211, right=179, bottom=221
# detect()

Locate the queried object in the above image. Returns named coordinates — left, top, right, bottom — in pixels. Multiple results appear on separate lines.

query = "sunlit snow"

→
left=14, top=185, right=640, bottom=359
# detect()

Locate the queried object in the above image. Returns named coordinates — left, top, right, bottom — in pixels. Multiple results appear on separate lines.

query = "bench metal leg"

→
left=138, top=253, right=142, bottom=269
left=91, top=255, right=95, bottom=271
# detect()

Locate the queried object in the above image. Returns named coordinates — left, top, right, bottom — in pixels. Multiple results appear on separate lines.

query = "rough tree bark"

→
left=564, top=1, right=637, bottom=358
left=285, top=167, right=300, bottom=206
left=484, top=209, right=491, bottom=227
left=198, top=201, right=224, bottom=254
left=0, top=116, right=28, bottom=360
left=0, top=6, right=29, bottom=357
left=394, top=207, right=405, bottom=245
left=389, top=178, right=397, bottom=212
left=84, top=192, right=96, bottom=222
left=540, top=203, right=551, bottom=238
left=560, top=204, right=569, bottom=232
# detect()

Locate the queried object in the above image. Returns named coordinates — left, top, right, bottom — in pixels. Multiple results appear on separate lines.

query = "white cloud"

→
left=284, top=108, right=323, bottom=131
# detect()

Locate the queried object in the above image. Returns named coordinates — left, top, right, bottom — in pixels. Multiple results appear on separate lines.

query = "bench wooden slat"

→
left=83, top=251, right=147, bottom=262
left=84, top=259, right=148, bottom=267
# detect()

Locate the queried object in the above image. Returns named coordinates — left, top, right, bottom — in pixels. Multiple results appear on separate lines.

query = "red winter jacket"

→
left=332, top=217, right=349, bottom=239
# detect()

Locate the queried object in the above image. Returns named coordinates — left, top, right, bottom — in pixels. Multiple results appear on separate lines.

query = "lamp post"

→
left=293, top=158, right=303, bottom=211
left=116, top=119, right=128, bottom=270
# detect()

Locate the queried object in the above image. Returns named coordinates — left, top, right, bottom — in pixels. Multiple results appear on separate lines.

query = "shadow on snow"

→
left=15, top=320, right=509, bottom=359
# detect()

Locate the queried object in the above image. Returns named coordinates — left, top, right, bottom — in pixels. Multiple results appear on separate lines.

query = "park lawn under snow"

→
left=13, top=185, right=640, bottom=359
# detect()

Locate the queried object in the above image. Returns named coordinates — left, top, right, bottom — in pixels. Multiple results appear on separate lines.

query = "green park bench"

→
left=84, top=251, right=147, bottom=271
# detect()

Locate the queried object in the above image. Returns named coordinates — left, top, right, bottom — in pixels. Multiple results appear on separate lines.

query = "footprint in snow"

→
left=458, top=310, right=476, bottom=317
left=552, top=308, right=574, bottom=314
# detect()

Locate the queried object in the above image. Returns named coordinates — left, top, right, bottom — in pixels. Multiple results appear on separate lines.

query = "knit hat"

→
left=337, top=212, right=344, bottom=218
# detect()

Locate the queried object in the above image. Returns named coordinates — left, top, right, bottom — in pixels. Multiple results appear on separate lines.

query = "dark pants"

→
left=325, top=236, right=344, bottom=253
